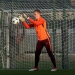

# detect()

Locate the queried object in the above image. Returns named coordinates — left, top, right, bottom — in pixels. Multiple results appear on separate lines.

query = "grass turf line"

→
left=0, top=70, right=75, bottom=75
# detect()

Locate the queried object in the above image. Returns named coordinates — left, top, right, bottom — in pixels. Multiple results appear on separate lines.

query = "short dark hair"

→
left=34, top=9, right=41, bottom=14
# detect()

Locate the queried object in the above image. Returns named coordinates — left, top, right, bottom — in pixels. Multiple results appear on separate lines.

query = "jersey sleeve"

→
left=28, top=18, right=44, bottom=26
left=22, top=22, right=34, bottom=29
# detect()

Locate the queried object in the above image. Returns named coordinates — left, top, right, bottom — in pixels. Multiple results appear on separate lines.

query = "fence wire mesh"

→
left=0, top=0, right=75, bottom=70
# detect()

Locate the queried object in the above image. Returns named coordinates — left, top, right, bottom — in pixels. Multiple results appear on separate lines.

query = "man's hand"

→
left=18, top=15, right=25, bottom=22
left=23, top=14, right=29, bottom=19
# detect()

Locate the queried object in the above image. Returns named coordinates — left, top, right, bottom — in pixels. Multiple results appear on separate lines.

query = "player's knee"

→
left=35, top=51, right=41, bottom=56
left=47, top=50, right=53, bottom=56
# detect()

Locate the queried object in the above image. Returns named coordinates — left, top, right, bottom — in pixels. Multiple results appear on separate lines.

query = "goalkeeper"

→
left=19, top=9, right=57, bottom=71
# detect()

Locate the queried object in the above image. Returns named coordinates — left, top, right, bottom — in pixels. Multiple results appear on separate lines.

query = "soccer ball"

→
left=12, top=17, right=19, bottom=25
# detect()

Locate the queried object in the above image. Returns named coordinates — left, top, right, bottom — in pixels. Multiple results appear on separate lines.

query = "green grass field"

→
left=0, top=70, right=75, bottom=75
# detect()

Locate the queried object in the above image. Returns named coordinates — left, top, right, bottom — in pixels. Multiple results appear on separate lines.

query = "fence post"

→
left=53, top=0, right=56, bottom=55
left=5, top=12, right=10, bottom=69
left=62, top=0, right=68, bottom=69
left=0, top=8, right=6, bottom=68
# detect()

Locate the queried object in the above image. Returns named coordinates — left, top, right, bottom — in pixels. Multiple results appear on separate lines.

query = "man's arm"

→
left=19, top=15, right=34, bottom=28
left=28, top=18, right=44, bottom=26
left=23, top=14, right=44, bottom=26
left=22, top=22, right=34, bottom=29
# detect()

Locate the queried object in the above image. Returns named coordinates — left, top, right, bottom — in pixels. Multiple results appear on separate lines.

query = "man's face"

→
left=34, top=11, right=40, bottom=19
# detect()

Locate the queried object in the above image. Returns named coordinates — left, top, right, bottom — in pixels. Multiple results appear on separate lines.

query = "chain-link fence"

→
left=0, top=0, right=75, bottom=70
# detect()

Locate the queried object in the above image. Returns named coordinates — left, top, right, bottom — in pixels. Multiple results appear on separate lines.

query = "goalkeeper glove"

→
left=23, top=14, right=29, bottom=19
left=18, top=15, right=25, bottom=22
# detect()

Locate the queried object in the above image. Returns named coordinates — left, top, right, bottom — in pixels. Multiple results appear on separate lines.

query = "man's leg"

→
left=35, top=41, right=44, bottom=68
left=29, top=41, right=43, bottom=71
left=44, top=38, right=57, bottom=71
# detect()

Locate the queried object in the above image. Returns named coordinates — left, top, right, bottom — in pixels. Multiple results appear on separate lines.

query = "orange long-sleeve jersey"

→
left=22, top=17, right=50, bottom=41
